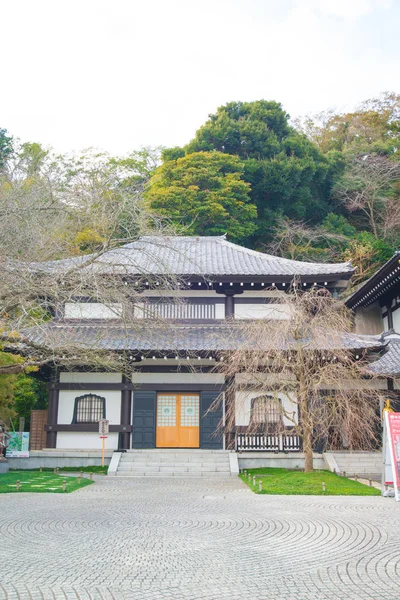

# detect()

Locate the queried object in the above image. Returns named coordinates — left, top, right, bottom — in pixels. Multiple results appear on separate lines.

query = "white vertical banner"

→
left=384, top=412, right=400, bottom=502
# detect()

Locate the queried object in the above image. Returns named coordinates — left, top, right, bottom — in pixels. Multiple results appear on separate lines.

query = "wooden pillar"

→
left=120, top=375, right=132, bottom=450
left=225, top=292, right=235, bottom=319
left=387, top=304, right=394, bottom=329
left=225, top=375, right=236, bottom=450
left=46, top=384, right=59, bottom=449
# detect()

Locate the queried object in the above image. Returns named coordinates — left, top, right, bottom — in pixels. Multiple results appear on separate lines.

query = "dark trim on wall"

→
left=45, top=424, right=132, bottom=433
left=49, top=382, right=133, bottom=391
left=135, top=384, right=226, bottom=392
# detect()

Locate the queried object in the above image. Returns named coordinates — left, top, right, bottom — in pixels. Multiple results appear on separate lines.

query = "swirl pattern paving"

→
left=0, top=476, right=399, bottom=600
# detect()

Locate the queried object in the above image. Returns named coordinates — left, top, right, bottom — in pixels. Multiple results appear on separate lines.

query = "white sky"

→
left=1, top=0, right=398, bottom=155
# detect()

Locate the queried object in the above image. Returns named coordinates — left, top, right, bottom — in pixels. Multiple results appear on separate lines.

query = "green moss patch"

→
left=0, top=470, right=93, bottom=493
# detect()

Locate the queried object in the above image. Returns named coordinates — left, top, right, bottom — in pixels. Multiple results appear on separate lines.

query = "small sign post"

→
left=99, top=419, right=109, bottom=467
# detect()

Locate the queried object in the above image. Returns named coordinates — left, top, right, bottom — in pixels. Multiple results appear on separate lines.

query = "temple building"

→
left=22, top=234, right=392, bottom=471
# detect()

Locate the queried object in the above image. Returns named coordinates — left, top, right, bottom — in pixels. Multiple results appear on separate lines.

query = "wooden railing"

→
left=236, top=432, right=302, bottom=452
left=136, top=302, right=216, bottom=320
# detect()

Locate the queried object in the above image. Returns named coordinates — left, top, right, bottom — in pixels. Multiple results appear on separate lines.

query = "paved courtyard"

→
left=0, top=476, right=399, bottom=600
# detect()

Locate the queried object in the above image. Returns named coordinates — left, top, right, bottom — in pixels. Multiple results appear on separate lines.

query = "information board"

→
left=6, top=432, right=30, bottom=458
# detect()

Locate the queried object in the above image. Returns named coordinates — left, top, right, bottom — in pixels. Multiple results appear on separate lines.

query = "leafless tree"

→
left=216, top=287, right=384, bottom=472
left=0, top=148, right=179, bottom=376
left=265, top=218, right=350, bottom=262
left=334, top=154, right=400, bottom=239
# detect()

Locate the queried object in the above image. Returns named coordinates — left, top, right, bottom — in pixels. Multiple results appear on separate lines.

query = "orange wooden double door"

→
left=156, top=393, right=200, bottom=448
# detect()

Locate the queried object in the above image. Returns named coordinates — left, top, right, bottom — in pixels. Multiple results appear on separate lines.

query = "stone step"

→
left=115, top=471, right=233, bottom=478
left=121, top=454, right=229, bottom=460
left=116, top=450, right=233, bottom=477
left=118, top=466, right=231, bottom=473
left=125, top=449, right=229, bottom=453
left=119, top=459, right=230, bottom=466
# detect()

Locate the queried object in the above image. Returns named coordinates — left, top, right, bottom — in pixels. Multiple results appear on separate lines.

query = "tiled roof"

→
left=345, top=252, right=400, bottom=309
left=369, top=332, right=400, bottom=377
left=23, top=321, right=383, bottom=353
left=35, top=235, right=354, bottom=278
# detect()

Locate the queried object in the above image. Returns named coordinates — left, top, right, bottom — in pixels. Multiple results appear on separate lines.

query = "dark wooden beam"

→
left=45, top=424, right=132, bottom=433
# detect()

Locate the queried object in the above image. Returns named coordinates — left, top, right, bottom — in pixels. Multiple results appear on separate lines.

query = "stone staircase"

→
left=114, top=449, right=233, bottom=477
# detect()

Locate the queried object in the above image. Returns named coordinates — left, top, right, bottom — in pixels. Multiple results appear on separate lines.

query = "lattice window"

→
left=180, top=395, right=200, bottom=427
left=251, top=395, right=282, bottom=425
left=72, top=394, right=106, bottom=424
left=157, top=395, right=177, bottom=427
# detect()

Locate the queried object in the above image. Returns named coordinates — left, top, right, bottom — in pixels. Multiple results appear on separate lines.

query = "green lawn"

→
left=0, top=470, right=94, bottom=493
left=240, top=467, right=380, bottom=496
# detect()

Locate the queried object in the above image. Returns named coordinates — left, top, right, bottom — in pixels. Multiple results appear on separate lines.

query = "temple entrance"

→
left=156, top=393, right=200, bottom=448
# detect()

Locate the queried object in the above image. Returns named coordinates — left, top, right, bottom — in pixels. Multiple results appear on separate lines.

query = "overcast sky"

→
left=1, top=0, right=398, bottom=155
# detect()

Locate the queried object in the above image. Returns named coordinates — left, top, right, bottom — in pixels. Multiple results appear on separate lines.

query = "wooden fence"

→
left=236, top=432, right=302, bottom=452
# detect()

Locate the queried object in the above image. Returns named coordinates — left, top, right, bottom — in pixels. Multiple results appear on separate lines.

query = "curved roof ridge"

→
left=216, top=236, right=353, bottom=271
left=29, top=234, right=355, bottom=277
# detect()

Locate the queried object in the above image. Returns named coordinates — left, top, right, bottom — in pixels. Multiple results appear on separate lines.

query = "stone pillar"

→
left=120, top=375, right=132, bottom=450
left=224, top=292, right=235, bottom=319
left=46, top=385, right=59, bottom=449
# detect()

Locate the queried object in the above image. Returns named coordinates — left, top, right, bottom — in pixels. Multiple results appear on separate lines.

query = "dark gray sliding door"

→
left=200, top=391, right=223, bottom=449
left=132, top=391, right=156, bottom=449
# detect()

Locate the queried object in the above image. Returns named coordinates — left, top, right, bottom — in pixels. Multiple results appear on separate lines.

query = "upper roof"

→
left=36, top=235, right=354, bottom=279
left=345, top=252, right=400, bottom=309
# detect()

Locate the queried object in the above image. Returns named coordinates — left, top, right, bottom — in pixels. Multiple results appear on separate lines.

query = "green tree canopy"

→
left=146, top=151, right=257, bottom=240
left=160, top=100, right=344, bottom=246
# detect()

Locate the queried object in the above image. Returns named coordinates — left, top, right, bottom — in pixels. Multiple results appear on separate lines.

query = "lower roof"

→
left=369, top=331, right=400, bottom=377
left=23, top=320, right=384, bottom=354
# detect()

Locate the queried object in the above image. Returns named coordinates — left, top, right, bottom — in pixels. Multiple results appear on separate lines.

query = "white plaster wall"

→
left=392, top=309, right=400, bottom=332
left=215, top=304, right=225, bottom=319
left=64, top=303, right=122, bottom=319
left=383, top=315, right=389, bottom=331
left=57, top=390, right=121, bottom=425
left=234, top=303, right=291, bottom=320
left=354, top=302, right=383, bottom=334
left=56, top=432, right=119, bottom=449
left=132, top=373, right=224, bottom=384
left=60, top=373, right=122, bottom=383
left=235, top=390, right=298, bottom=426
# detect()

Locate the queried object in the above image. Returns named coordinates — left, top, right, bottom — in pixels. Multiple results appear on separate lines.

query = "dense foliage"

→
left=146, top=151, right=257, bottom=240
